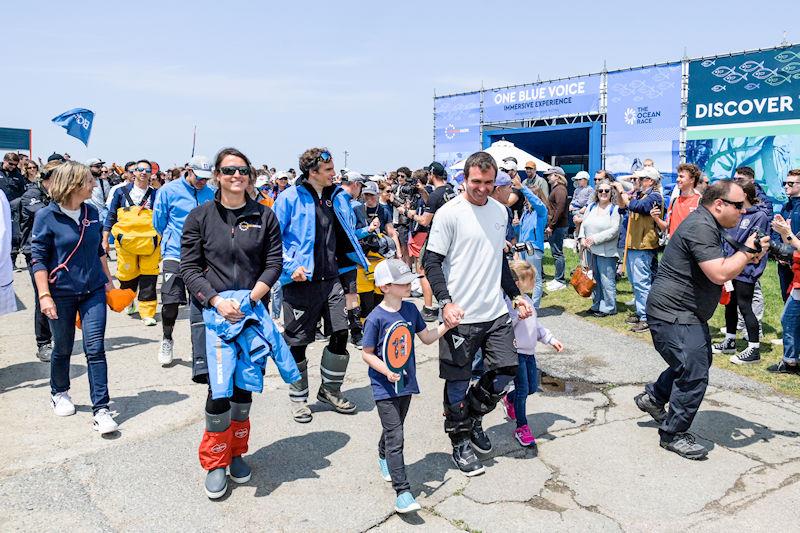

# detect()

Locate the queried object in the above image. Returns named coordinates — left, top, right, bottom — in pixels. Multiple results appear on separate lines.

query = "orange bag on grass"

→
left=76, top=289, right=136, bottom=329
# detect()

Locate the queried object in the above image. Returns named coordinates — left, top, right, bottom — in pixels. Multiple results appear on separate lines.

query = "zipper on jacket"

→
left=230, top=225, right=237, bottom=282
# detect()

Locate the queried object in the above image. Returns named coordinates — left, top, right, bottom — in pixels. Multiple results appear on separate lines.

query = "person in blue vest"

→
left=151, top=155, right=215, bottom=371
left=774, top=170, right=800, bottom=300
left=273, top=147, right=370, bottom=423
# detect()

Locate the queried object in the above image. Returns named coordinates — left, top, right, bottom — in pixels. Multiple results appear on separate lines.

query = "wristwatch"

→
left=439, top=298, right=452, bottom=307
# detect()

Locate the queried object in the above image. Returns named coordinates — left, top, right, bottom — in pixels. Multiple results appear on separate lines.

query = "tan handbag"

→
left=570, top=249, right=596, bottom=298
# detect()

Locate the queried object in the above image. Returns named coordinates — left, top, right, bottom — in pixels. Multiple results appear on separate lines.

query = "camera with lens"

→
left=360, top=232, right=397, bottom=259
left=505, top=241, right=535, bottom=260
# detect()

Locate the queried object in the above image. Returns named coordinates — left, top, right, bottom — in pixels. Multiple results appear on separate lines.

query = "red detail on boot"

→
left=199, top=427, right=232, bottom=470
left=230, top=419, right=250, bottom=457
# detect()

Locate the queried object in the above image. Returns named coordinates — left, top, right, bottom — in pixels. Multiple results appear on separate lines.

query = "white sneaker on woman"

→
left=51, top=392, right=76, bottom=417
left=93, top=408, right=119, bottom=435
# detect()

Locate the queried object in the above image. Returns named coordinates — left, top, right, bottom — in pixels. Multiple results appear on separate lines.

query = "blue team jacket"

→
left=30, top=202, right=108, bottom=296
left=272, top=180, right=369, bottom=285
left=152, top=177, right=215, bottom=260
left=204, top=290, right=300, bottom=399
left=517, top=187, right=549, bottom=252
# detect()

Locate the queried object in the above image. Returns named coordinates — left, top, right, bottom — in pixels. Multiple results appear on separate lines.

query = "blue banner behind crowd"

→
left=482, top=75, right=601, bottom=124
left=605, top=65, right=682, bottom=184
left=434, top=92, right=482, bottom=170
left=51, top=108, right=94, bottom=146
left=688, top=45, right=800, bottom=128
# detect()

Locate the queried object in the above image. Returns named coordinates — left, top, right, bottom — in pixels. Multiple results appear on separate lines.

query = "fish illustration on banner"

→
left=51, top=108, right=94, bottom=146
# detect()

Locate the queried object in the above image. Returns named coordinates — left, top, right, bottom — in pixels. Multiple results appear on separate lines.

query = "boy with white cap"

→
left=361, top=258, right=449, bottom=514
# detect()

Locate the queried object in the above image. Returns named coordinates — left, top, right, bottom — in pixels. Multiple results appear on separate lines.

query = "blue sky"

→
left=4, top=0, right=798, bottom=173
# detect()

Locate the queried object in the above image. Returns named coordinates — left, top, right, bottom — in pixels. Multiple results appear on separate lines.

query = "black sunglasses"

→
left=220, top=166, right=251, bottom=176
left=135, top=167, right=152, bottom=174
left=783, top=181, right=798, bottom=187
left=597, top=189, right=612, bottom=193
left=720, top=198, right=745, bottom=210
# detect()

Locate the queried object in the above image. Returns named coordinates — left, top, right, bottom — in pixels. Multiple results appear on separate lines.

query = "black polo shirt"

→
left=646, top=205, right=725, bottom=324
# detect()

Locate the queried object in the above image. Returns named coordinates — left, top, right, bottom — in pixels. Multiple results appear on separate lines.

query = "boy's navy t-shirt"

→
left=362, top=301, right=427, bottom=400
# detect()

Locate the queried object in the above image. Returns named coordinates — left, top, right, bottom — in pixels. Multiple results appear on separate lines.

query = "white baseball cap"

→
left=374, top=259, right=420, bottom=286
left=189, top=155, right=213, bottom=179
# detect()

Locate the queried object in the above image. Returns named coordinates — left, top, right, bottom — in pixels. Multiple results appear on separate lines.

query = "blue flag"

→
left=51, top=108, right=94, bottom=146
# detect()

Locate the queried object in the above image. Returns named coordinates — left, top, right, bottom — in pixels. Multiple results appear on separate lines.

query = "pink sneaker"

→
left=501, top=395, right=516, bottom=421
left=514, top=424, right=536, bottom=447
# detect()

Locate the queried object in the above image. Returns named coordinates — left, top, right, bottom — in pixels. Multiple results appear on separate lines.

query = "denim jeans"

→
left=590, top=253, right=618, bottom=315
left=626, top=249, right=655, bottom=321
left=49, top=288, right=109, bottom=413
left=507, top=353, right=538, bottom=427
left=781, top=296, right=800, bottom=364
left=271, top=281, right=283, bottom=320
left=549, top=227, right=568, bottom=283
left=522, top=248, right=544, bottom=309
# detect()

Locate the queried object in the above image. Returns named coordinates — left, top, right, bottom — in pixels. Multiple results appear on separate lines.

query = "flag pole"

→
left=191, top=125, right=197, bottom=158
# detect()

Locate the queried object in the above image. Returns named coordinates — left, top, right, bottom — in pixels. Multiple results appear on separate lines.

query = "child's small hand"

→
left=386, top=371, right=401, bottom=383
left=551, top=340, right=564, bottom=352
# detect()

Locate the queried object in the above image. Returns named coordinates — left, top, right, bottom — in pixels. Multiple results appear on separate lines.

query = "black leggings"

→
left=724, top=280, right=758, bottom=341
left=206, top=386, right=252, bottom=415
left=161, top=303, right=180, bottom=340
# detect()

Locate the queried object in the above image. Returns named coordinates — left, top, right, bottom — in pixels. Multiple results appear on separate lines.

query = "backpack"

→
left=111, top=188, right=159, bottom=256
left=587, top=202, right=617, bottom=217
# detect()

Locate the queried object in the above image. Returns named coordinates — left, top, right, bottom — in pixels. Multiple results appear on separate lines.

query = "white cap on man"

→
left=189, top=155, right=213, bottom=179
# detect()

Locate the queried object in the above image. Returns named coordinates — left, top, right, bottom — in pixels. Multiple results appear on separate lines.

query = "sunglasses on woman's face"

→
left=597, top=189, right=611, bottom=193
left=219, top=166, right=251, bottom=176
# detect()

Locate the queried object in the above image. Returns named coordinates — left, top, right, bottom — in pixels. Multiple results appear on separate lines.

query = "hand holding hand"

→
left=515, top=297, right=533, bottom=320
left=442, top=302, right=464, bottom=329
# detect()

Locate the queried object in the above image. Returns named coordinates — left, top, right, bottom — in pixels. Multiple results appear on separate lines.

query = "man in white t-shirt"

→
left=424, top=151, right=533, bottom=477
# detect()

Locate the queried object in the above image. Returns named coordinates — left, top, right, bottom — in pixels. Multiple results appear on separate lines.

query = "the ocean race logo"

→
left=445, top=124, right=470, bottom=140
left=625, top=106, right=661, bottom=126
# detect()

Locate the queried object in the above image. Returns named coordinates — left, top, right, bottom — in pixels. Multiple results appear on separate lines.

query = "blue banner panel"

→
left=482, top=75, right=601, bottom=123
left=688, top=45, right=800, bottom=128
left=605, top=64, right=682, bottom=183
left=434, top=92, right=482, bottom=170
left=686, top=129, right=800, bottom=205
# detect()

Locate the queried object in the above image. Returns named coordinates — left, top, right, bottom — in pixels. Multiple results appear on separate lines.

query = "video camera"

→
left=505, top=241, right=535, bottom=261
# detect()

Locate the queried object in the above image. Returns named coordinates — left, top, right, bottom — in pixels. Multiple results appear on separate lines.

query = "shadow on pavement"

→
left=407, top=452, right=454, bottom=500
left=694, top=410, right=800, bottom=449
left=538, top=306, right=565, bottom=318
left=248, top=430, right=350, bottom=497
left=0, top=361, right=85, bottom=394
left=111, top=389, right=190, bottom=425
left=105, top=336, right=159, bottom=352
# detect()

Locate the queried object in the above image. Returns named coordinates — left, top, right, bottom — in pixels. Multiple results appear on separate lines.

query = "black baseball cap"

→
left=47, top=153, right=65, bottom=162
left=426, top=161, right=446, bottom=177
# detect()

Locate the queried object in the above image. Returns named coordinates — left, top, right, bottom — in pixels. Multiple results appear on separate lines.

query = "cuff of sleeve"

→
left=258, top=272, right=279, bottom=289
left=30, top=263, right=47, bottom=274
left=202, top=289, right=219, bottom=308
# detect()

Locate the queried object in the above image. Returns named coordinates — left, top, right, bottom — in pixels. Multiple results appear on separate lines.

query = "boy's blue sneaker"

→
left=395, top=492, right=421, bottom=514
left=378, top=457, right=391, bottom=482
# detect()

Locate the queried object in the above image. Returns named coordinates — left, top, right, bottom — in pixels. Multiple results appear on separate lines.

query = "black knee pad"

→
left=328, top=330, right=349, bottom=354
left=443, top=391, right=472, bottom=442
left=467, top=378, right=504, bottom=417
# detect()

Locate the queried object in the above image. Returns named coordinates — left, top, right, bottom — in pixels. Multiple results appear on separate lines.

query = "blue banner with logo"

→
left=434, top=92, right=481, bottom=170
left=482, top=75, right=601, bottom=124
left=605, top=65, right=682, bottom=184
left=51, top=108, right=94, bottom=146
left=688, top=45, right=800, bottom=128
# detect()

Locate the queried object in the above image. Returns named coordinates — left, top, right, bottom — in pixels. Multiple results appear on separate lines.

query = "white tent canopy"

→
left=448, top=140, right=552, bottom=172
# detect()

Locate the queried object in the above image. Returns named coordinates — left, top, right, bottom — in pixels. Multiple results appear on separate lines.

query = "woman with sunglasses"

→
left=181, top=147, right=296, bottom=499
left=578, top=185, right=621, bottom=317
left=103, top=159, right=161, bottom=326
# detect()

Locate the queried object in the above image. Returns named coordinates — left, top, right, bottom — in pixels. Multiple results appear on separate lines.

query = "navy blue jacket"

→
left=722, top=206, right=769, bottom=284
left=755, top=183, right=774, bottom=220
left=30, top=202, right=108, bottom=296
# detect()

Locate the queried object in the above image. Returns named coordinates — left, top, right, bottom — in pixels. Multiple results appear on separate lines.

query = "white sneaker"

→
left=93, top=408, right=119, bottom=435
left=547, top=281, right=566, bottom=291
left=51, top=392, right=76, bottom=417
left=142, top=317, right=157, bottom=326
left=158, top=338, right=174, bottom=366
left=126, top=302, right=138, bottom=316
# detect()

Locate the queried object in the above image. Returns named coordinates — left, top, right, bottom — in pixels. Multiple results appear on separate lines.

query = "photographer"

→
left=390, top=167, right=414, bottom=266
left=768, top=213, right=800, bottom=375
left=635, top=180, right=769, bottom=460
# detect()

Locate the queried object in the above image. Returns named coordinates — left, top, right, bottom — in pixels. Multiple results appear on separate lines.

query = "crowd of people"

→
left=2, top=145, right=800, bottom=513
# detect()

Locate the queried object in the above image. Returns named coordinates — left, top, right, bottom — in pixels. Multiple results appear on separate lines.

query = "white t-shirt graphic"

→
left=426, top=195, right=509, bottom=324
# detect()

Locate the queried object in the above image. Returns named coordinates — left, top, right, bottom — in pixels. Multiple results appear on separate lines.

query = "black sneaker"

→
left=469, top=418, right=492, bottom=454
left=350, top=331, right=363, bottom=350
left=712, top=338, right=736, bottom=354
left=634, top=392, right=666, bottom=424
left=451, top=440, right=485, bottom=477
left=660, top=432, right=708, bottom=460
left=767, top=361, right=800, bottom=374
left=625, top=314, right=640, bottom=324
left=36, top=344, right=52, bottom=363
left=422, top=306, right=438, bottom=323
left=729, top=346, right=760, bottom=365
left=630, top=321, right=649, bottom=333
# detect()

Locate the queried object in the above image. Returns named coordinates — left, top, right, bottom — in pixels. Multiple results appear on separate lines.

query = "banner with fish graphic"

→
left=688, top=45, right=800, bottom=130
left=605, top=64, right=682, bottom=185
left=434, top=91, right=482, bottom=171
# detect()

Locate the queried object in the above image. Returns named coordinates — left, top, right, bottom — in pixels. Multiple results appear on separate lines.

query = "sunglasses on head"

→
left=219, top=166, right=251, bottom=176
left=720, top=198, right=745, bottom=210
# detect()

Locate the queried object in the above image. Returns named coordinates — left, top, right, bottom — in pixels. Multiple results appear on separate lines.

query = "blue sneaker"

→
left=378, top=457, right=391, bottom=482
left=394, top=492, right=421, bottom=514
